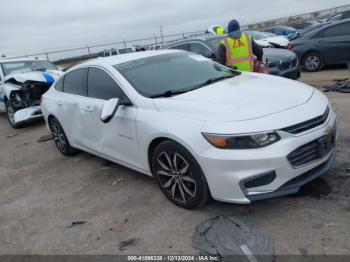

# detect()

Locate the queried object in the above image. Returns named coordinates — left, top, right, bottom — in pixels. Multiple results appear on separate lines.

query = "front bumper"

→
left=13, top=106, right=43, bottom=125
left=197, top=111, right=337, bottom=204
left=270, top=66, right=301, bottom=80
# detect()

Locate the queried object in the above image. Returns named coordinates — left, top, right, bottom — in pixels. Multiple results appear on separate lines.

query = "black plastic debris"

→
left=192, top=215, right=274, bottom=262
left=324, top=78, right=350, bottom=93
left=119, top=238, right=140, bottom=251
left=7, top=134, right=18, bottom=139
left=67, top=221, right=86, bottom=228
left=37, top=134, right=54, bottom=143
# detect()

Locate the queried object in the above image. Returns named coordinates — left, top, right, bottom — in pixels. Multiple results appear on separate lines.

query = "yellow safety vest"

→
left=221, top=34, right=254, bottom=72
left=216, top=27, right=225, bottom=36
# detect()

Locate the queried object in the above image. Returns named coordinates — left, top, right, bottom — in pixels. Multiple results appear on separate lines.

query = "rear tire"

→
left=5, top=100, right=24, bottom=129
left=302, top=52, right=324, bottom=72
left=151, top=140, right=210, bottom=209
left=49, top=117, right=79, bottom=156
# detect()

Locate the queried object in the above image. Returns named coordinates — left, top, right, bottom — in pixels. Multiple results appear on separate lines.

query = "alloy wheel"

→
left=50, top=120, right=68, bottom=153
left=7, top=104, right=15, bottom=126
left=305, top=55, right=320, bottom=71
left=156, top=151, right=197, bottom=204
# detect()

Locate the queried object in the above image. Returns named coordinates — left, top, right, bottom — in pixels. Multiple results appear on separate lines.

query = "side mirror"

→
left=100, top=98, right=120, bottom=123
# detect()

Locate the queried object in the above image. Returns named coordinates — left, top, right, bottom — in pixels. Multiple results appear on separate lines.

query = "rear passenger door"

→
left=54, top=68, right=88, bottom=146
left=315, top=22, right=350, bottom=64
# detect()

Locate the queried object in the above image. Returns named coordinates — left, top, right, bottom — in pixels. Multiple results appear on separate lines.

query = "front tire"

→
left=49, top=117, right=79, bottom=156
left=5, top=100, right=23, bottom=129
left=151, top=140, right=210, bottom=209
left=302, top=52, right=324, bottom=72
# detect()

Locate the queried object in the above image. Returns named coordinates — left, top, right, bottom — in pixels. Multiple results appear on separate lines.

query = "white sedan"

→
left=41, top=50, right=337, bottom=209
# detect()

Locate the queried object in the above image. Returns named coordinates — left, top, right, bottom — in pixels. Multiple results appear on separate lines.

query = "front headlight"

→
left=202, top=132, right=280, bottom=149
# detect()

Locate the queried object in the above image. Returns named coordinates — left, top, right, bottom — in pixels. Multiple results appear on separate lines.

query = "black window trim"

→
left=86, top=65, right=134, bottom=106
left=55, top=66, right=133, bottom=107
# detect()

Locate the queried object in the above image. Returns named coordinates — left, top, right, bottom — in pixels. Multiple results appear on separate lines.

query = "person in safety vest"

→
left=217, top=19, right=263, bottom=71
left=215, top=26, right=225, bottom=35
left=206, top=25, right=227, bottom=36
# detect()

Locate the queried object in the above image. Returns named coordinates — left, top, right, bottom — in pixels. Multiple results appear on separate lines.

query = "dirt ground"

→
left=0, top=69, right=349, bottom=256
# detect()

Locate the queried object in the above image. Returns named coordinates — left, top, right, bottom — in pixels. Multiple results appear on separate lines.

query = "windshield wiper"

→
left=149, top=75, right=235, bottom=99
left=150, top=89, right=189, bottom=98
left=189, top=75, right=235, bottom=90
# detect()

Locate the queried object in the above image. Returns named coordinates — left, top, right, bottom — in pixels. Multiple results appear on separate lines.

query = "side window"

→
left=63, top=68, right=88, bottom=96
left=88, top=68, right=123, bottom=100
left=328, top=14, right=342, bottom=22
left=55, top=77, right=64, bottom=92
left=169, top=43, right=191, bottom=51
left=320, top=22, right=350, bottom=37
left=190, top=43, right=214, bottom=58
left=111, top=51, right=118, bottom=56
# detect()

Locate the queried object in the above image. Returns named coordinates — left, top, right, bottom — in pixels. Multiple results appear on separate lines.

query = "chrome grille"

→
left=287, top=125, right=336, bottom=168
left=281, top=107, right=330, bottom=134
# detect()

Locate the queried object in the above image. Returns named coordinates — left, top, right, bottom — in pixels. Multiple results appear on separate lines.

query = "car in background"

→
left=263, top=26, right=300, bottom=40
left=289, top=19, right=350, bottom=72
left=148, top=44, right=166, bottom=50
left=162, top=35, right=300, bottom=80
left=290, top=21, right=320, bottom=30
left=325, top=10, right=350, bottom=23
left=41, top=50, right=337, bottom=209
left=298, top=22, right=331, bottom=38
left=0, top=58, right=63, bottom=128
left=100, top=47, right=136, bottom=57
left=244, top=31, right=289, bottom=48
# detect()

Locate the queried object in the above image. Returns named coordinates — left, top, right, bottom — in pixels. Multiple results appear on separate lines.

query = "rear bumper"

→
left=13, top=106, right=43, bottom=125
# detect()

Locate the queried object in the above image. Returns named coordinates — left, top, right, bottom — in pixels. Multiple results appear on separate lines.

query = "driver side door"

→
left=83, top=67, right=141, bottom=168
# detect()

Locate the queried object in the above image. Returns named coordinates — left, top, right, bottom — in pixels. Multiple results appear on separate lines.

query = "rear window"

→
left=318, top=22, right=350, bottom=37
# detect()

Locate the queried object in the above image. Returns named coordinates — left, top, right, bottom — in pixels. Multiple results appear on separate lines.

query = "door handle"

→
left=56, top=100, right=63, bottom=105
left=83, top=105, right=93, bottom=112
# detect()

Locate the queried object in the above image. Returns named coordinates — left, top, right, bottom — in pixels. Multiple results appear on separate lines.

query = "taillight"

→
left=288, top=44, right=297, bottom=50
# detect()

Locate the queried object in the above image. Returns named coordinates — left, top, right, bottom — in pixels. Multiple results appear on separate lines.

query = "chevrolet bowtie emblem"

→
left=324, top=126, right=332, bottom=134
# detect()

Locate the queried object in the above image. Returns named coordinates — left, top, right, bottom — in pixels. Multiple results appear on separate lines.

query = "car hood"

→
left=262, top=48, right=296, bottom=62
left=255, top=39, right=273, bottom=47
left=263, top=36, right=289, bottom=47
left=4, top=70, right=63, bottom=84
left=153, top=73, right=314, bottom=122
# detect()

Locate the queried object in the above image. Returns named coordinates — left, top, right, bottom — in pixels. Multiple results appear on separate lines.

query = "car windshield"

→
left=1, top=60, right=57, bottom=76
left=114, top=52, right=239, bottom=98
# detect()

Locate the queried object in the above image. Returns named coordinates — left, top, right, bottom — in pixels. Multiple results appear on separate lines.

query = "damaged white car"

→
left=0, top=59, right=63, bottom=128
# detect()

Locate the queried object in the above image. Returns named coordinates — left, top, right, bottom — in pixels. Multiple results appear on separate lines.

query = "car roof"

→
left=302, top=18, right=350, bottom=38
left=162, top=34, right=225, bottom=47
left=74, top=50, right=181, bottom=68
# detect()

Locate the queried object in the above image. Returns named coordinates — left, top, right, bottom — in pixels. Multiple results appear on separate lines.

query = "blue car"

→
left=263, top=26, right=300, bottom=40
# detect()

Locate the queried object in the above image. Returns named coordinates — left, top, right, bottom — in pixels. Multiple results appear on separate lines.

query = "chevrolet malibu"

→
left=41, top=50, right=337, bottom=209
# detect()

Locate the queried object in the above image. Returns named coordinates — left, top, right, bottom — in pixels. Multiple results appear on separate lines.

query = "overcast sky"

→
left=1, top=0, right=349, bottom=58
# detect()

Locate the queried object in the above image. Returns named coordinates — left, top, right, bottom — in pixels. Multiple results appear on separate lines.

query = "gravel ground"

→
left=0, top=69, right=349, bottom=256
